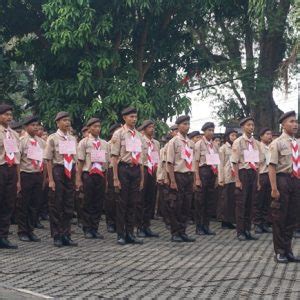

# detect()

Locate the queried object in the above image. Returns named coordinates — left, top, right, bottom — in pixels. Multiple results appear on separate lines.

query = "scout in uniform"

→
left=188, top=131, right=201, bottom=144
left=136, top=120, right=160, bottom=238
left=77, top=118, right=109, bottom=239
left=218, top=128, right=238, bottom=229
left=0, top=104, right=20, bottom=249
left=105, top=123, right=122, bottom=233
left=44, top=111, right=78, bottom=247
left=253, top=127, right=273, bottom=234
left=166, top=115, right=195, bottom=243
left=194, top=122, right=219, bottom=235
left=269, top=111, right=300, bottom=263
left=231, top=117, right=260, bottom=241
left=17, top=116, right=44, bottom=242
left=111, top=107, right=144, bottom=245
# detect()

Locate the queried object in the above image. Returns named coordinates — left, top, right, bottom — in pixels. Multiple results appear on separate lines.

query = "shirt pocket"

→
left=280, top=149, right=291, bottom=156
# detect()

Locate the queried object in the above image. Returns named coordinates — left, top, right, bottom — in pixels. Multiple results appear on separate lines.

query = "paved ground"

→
left=0, top=220, right=300, bottom=299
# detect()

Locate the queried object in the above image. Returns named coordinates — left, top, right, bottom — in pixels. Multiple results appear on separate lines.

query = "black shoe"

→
left=274, top=254, right=288, bottom=263
left=144, top=228, right=159, bottom=238
left=18, top=233, right=31, bottom=242
left=180, top=233, right=195, bottom=242
left=254, top=225, right=264, bottom=234
left=84, top=231, right=94, bottom=239
left=293, top=230, right=300, bottom=238
left=107, top=225, right=116, bottom=233
left=237, top=233, right=247, bottom=241
left=92, top=230, right=104, bottom=239
left=245, top=230, right=258, bottom=240
left=54, top=237, right=63, bottom=248
left=262, top=224, right=272, bottom=233
left=35, top=222, right=45, bottom=229
left=40, top=214, right=49, bottom=221
left=126, top=233, right=143, bottom=244
left=165, top=224, right=171, bottom=231
left=196, top=225, right=206, bottom=235
left=286, top=252, right=300, bottom=262
left=203, top=226, right=216, bottom=236
left=0, top=238, right=18, bottom=249
left=221, top=222, right=236, bottom=229
left=117, top=235, right=126, bottom=245
left=171, top=235, right=184, bottom=242
left=28, top=233, right=41, bottom=242
left=136, top=229, right=147, bottom=238
left=62, top=235, right=78, bottom=247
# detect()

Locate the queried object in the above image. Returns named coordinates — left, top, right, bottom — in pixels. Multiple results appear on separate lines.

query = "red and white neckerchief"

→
left=246, top=138, right=257, bottom=171
left=205, top=137, right=218, bottom=175
left=89, top=138, right=104, bottom=177
left=29, top=138, right=43, bottom=172
left=226, top=142, right=236, bottom=178
left=128, top=129, right=141, bottom=165
left=57, top=130, right=73, bottom=179
left=4, top=129, right=15, bottom=166
left=291, top=138, right=300, bottom=178
left=146, top=139, right=157, bottom=175
left=179, top=134, right=193, bottom=171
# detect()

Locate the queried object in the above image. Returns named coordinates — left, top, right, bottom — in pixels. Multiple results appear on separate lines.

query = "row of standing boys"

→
left=0, top=104, right=299, bottom=263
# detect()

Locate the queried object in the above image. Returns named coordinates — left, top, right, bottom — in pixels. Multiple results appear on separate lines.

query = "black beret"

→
left=169, top=124, right=178, bottom=131
left=224, top=128, right=238, bottom=136
left=175, top=115, right=190, bottom=125
left=188, top=131, right=201, bottom=139
left=139, top=120, right=154, bottom=131
left=213, top=133, right=222, bottom=140
left=201, top=122, right=215, bottom=131
left=109, top=123, right=122, bottom=134
left=278, top=111, right=296, bottom=124
left=239, top=116, right=254, bottom=127
left=259, top=127, right=271, bottom=137
left=55, top=111, right=70, bottom=122
left=0, top=104, right=12, bottom=115
left=121, top=107, right=137, bottom=116
left=81, top=126, right=88, bottom=133
left=86, top=118, right=100, bottom=127
left=22, top=115, right=39, bottom=126
left=9, top=120, right=22, bottom=130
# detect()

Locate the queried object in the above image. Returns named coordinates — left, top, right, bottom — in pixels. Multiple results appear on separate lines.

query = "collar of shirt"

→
left=144, top=135, right=153, bottom=144
left=0, top=124, right=10, bottom=133
left=123, top=124, right=137, bottom=134
left=177, top=132, right=188, bottom=143
left=281, top=131, right=296, bottom=142
left=261, top=141, right=270, bottom=150
left=225, top=142, right=232, bottom=148
left=203, top=136, right=213, bottom=145
left=88, top=133, right=99, bottom=141
left=242, top=133, right=254, bottom=143
left=56, top=129, right=69, bottom=139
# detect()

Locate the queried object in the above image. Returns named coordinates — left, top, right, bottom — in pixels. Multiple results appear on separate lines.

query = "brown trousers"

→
left=272, top=174, right=300, bottom=255
left=116, top=163, right=141, bottom=236
left=136, top=167, right=157, bottom=229
left=49, top=165, right=75, bottom=238
left=253, top=173, right=272, bottom=225
left=194, top=166, right=216, bottom=227
left=157, top=183, right=170, bottom=225
left=166, top=172, right=193, bottom=236
left=235, top=169, right=257, bottom=235
left=105, top=168, right=117, bottom=227
left=17, top=172, right=43, bottom=234
left=217, top=183, right=236, bottom=224
left=0, top=165, right=17, bottom=238
left=81, top=172, right=106, bottom=232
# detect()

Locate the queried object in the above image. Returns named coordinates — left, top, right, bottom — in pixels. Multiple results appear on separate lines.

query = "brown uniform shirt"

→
left=259, top=142, right=270, bottom=174
left=269, top=132, right=300, bottom=174
left=0, top=125, right=20, bottom=165
left=77, top=134, right=109, bottom=172
left=157, top=147, right=167, bottom=181
left=44, top=130, right=77, bottom=165
left=167, top=133, right=195, bottom=173
left=20, top=133, right=46, bottom=173
left=231, top=134, right=261, bottom=170
left=194, top=137, right=219, bottom=167
left=218, top=142, right=235, bottom=184
left=110, top=125, right=145, bottom=165
left=142, top=135, right=160, bottom=167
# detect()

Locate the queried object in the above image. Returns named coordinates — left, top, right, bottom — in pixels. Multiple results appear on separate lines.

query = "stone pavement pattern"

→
left=0, top=220, right=300, bottom=299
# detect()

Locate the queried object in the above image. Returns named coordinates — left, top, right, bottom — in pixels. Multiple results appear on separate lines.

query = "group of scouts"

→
left=0, top=103, right=299, bottom=264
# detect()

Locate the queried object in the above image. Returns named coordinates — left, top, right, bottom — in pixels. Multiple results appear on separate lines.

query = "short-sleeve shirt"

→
left=156, top=147, right=167, bottom=181
left=259, top=142, right=270, bottom=174
left=194, top=137, right=219, bottom=167
left=269, top=132, right=300, bottom=174
left=0, top=125, right=20, bottom=166
left=142, top=136, right=160, bottom=167
left=166, top=133, right=195, bottom=173
left=44, top=130, right=77, bottom=165
left=77, top=134, right=109, bottom=172
left=20, top=133, right=45, bottom=173
left=218, top=142, right=235, bottom=184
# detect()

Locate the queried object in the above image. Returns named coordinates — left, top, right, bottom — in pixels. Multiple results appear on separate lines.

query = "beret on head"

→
left=0, top=104, right=12, bottom=115
left=139, top=120, right=154, bottom=131
left=175, top=115, right=190, bottom=125
left=22, top=115, right=39, bottom=126
left=278, top=111, right=296, bottom=124
left=224, top=128, right=238, bottom=136
left=169, top=124, right=178, bottom=131
left=239, top=116, right=254, bottom=127
left=10, top=120, right=22, bottom=130
left=188, top=131, right=201, bottom=139
left=109, top=123, right=122, bottom=134
left=81, top=126, right=88, bottom=133
left=55, top=111, right=70, bottom=122
left=201, top=122, right=215, bottom=131
left=86, top=118, right=100, bottom=127
left=259, top=127, right=271, bottom=137
left=121, top=107, right=137, bottom=116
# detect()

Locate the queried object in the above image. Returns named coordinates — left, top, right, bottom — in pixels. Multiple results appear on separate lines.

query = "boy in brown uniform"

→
left=0, top=104, right=20, bottom=249
left=111, top=107, right=145, bottom=245
left=194, top=122, right=219, bottom=235
left=269, top=111, right=300, bottom=263
left=166, top=115, right=195, bottom=243
left=253, top=127, right=273, bottom=234
left=17, top=116, right=45, bottom=242
left=231, top=117, right=260, bottom=241
left=77, top=118, right=109, bottom=239
left=137, top=120, right=160, bottom=238
left=44, top=111, right=78, bottom=247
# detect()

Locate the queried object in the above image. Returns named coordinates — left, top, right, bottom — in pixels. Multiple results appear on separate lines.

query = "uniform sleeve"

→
left=218, top=146, right=225, bottom=183
left=230, top=139, right=240, bottom=164
left=110, top=130, right=121, bottom=156
left=44, top=136, right=54, bottom=160
left=77, top=139, right=86, bottom=161
left=194, top=141, right=201, bottom=162
left=269, top=140, right=279, bottom=165
left=166, top=139, right=175, bottom=164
